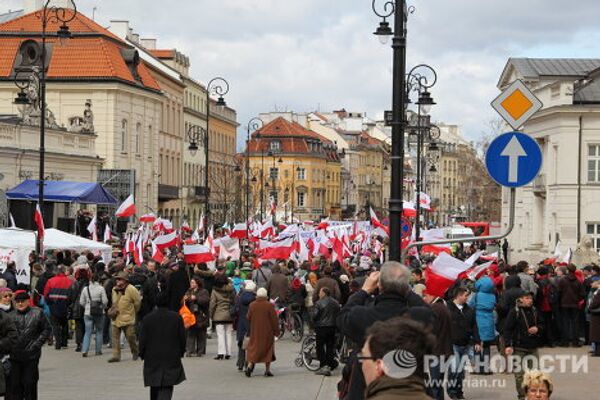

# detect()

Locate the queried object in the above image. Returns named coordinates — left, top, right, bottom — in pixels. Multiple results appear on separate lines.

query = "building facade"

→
left=497, top=58, right=600, bottom=263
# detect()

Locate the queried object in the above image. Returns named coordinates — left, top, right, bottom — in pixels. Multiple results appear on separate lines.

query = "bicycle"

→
left=275, top=302, right=304, bottom=342
left=295, top=333, right=347, bottom=371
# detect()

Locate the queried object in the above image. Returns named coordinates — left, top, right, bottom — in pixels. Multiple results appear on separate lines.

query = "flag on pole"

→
left=153, top=231, right=179, bottom=250
left=258, top=237, right=296, bottom=260
left=370, top=207, right=389, bottom=236
left=425, top=253, right=470, bottom=297
left=34, top=203, right=44, bottom=239
left=115, top=194, right=136, bottom=218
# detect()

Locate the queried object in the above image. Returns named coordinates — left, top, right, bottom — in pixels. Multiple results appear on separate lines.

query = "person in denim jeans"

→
left=79, top=272, right=108, bottom=357
left=447, top=287, right=481, bottom=400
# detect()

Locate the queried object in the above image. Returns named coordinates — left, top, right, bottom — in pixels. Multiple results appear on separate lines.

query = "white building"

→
left=498, top=58, right=600, bottom=263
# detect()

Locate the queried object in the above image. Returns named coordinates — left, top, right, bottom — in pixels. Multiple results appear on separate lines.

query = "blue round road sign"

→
left=401, top=217, right=412, bottom=239
left=485, top=131, right=542, bottom=187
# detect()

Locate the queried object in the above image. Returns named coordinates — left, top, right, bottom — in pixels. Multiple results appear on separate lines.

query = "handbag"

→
left=87, top=286, right=104, bottom=317
left=179, top=304, right=197, bottom=329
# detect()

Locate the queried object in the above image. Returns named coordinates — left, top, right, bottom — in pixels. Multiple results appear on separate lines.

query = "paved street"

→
left=37, top=335, right=598, bottom=399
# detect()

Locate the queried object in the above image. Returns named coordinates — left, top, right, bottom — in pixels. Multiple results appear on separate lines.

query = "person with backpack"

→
left=79, top=272, right=108, bottom=357
left=252, top=261, right=273, bottom=290
left=504, top=291, right=543, bottom=400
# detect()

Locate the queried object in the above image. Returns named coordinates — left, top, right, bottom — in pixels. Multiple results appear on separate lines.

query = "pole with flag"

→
left=34, top=203, right=45, bottom=259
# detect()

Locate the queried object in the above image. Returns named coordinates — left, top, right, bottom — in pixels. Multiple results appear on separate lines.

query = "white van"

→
left=444, top=225, right=475, bottom=244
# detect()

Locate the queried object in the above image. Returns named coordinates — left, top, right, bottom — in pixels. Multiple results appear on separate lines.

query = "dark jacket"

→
left=447, top=301, right=480, bottom=346
left=497, top=275, right=522, bottom=331
left=0, top=311, right=17, bottom=395
left=0, top=269, right=17, bottom=291
left=43, top=273, right=73, bottom=318
left=313, top=295, right=340, bottom=328
left=503, top=305, right=542, bottom=349
left=68, top=278, right=88, bottom=320
left=185, top=287, right=210, bottom=329
left=313, top=276, right=341, bottom=303
left=140, top=272, right=159, bottom=318
left=9, top=306, right=52, bottom=361
left=266, top=272, right=289, bottom=303
left=139, top=307, right=186, bottom=387
left=167, top=267, right=191, bottom=312
left=430, top=299, right=453, bottom=356
left=337, top=290, right=429, bottom=400
left=365, top=375, right=430, bottom=400
left=558, top=274, right=585, bottom=308
left=235, top=291, right=256, bottom=342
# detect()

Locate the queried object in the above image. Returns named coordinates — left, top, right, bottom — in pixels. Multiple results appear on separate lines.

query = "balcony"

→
left=532, top=174, right=546, bottom=197
left=158, top=184, right=179, bottom=200
left=194, top=186, right=210, bottom=198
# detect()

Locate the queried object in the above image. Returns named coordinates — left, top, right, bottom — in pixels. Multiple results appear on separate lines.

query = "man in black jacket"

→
left=336, top=261, right=428, bottom=400
left=504, top=291, right=542, bottom=400
left=8, top=290, right=52, bottom=400
left=0, top=306, right=17, bottom=396
left=313, top=287, right=340, bottom=376
left=447, top=286, right=480, bottom=400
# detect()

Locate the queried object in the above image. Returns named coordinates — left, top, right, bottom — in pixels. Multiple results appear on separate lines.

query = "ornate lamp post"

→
left=203, top=77, right=229, bottom=229
left=245, top=118, right=263, bottom=228
left=13, top=0, right=77, bottom=258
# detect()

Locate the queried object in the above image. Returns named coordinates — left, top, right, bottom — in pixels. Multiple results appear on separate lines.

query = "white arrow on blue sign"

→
left=485, top=132, right=542, bottom=187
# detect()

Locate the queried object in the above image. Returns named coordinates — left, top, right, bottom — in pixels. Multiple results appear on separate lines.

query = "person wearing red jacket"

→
left=43, top=265, right=73, bottom=349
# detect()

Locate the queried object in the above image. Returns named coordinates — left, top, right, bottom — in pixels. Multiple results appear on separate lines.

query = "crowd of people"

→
left=0, top=232, right=598, bottom=400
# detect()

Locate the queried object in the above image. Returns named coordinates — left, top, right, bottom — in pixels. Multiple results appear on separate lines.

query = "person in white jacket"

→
left=79, top=272, right=108, bottom=357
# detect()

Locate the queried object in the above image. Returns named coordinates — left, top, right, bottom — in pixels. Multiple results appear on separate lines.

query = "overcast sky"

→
left=3, top=0, right=600, bottom=148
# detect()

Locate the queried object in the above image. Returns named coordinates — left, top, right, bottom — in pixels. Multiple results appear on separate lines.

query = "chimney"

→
left=140, top=38, right=157, bottom=50
left=131, top=33, right=140, bottom=44
left=108, top=20, right=130, bottom=40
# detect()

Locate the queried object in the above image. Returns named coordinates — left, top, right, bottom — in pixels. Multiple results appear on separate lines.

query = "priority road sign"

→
left=485, top=132, right=542, bottom=187
left=491, top=79, right=543, bottom=130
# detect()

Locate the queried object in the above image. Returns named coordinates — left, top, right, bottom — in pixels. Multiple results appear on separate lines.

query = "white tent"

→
left=0, top=228, right=112, bottom=284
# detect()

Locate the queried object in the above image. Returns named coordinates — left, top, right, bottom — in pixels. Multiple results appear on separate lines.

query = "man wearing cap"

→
left=504, top=291, right=543, bottom=400
left=108, top=271, right=141, bottom=363
left=7, top=290, right=51, bottom=399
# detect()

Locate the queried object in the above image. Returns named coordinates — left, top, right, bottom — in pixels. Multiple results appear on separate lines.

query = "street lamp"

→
left=371, top=0, right=414, bottom=261
left=13, top=0, right=77, bottom=259
left=203, top=77, right=229, bottom=229
left=245, top=117, right=263, bottom=229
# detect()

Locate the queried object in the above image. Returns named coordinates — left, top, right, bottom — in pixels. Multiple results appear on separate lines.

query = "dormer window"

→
left=270, top=140, right=281, bottom=152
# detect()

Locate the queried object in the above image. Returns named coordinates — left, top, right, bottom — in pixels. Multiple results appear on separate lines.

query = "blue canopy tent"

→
left=7, top=180, right=118, bottom=204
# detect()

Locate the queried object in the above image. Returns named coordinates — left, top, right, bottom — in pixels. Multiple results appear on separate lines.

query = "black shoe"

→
left=82, top=353, right=88, bottom=358
left=75, top=345, right=81, bottom=352
left=96, top=351, right=103, bottom=356
left=132, top=354, right=139, bottom=361
left=55, top=345, right=61, bottom=350
left=264, top=371, right=274, bottom=377
left=245, top=365, right=254, bottom=377
left=214, top=355, right=224, bottom=360
left=225, top=355, right=231, bottom=360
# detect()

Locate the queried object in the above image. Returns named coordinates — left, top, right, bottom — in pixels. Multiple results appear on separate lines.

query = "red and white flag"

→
left=151, top=241, right=165, bottom=263
left=180, top=220, right=192, bottom=232
left=133, top=233, right=144, bottom=265
left=260, top=219, right=275, bottom=238
left=425, top=252, right=470, bottom=297
left=465, top=261, right=494, bottom=282
left=183, top=243, right=215, bottom=264
left=140, top=213, right=156, bottom=223
left=230, top=223, right=248, bottom=239
left=259, top=237, right=296, bottom=260
left=34, top=203, right=45, bottom=239
left=316, top=217, right=330, bottom=230
left=218, top=235, right=241, bottom=260
left=403, top=201, right=417, bottom=217
left=419, top=228, right=452, bottom=255
left=87, top=216, right=98, bottom=241
left=153, top=230, right=178, bottom=250
left=103, top=224, right=112, bottom=243
left=115, top=194, right=136, bottom=218
left=416, top=192, right=431, bottom=210
left=370, top=207, right=389, bottom=236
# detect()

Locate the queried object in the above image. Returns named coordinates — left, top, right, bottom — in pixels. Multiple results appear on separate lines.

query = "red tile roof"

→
left=0, top=10, right=160, bottom=91
left=253, top=117, right=332, bottom=142
left=149, top=49, right=175, bottom=59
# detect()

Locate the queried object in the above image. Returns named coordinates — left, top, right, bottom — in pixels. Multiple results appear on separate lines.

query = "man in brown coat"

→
left=245, top=288, right=280, bottom=377
left=312, top=266, right=341, bottom=303
left=266, top=265, right=289, bottom=304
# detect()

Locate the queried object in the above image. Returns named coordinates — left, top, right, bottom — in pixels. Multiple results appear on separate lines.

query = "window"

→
left=270, top=141, right=281, bottom=152
left=135, top=123, right=141, bottom=154
left=588, top=144, right=600, bottom=182
left=297, top=168, right=305, bottom=180
left=297, top=192, right=305, bottom=207
left=269, top=167, right=279, bottom=180
left=586, top=223, right=600, bottom=250
left=120, top=119, right=128, bottom=152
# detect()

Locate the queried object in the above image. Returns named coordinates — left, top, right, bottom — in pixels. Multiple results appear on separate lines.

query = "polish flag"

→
left=425, top=252, right=470, bottom=297
left=370, top=207, right=389, bottom=236
left=103, top=224, right=112, bottom=243
left=151, top=241, right=165, bottom=263
left=316, top=217, right=330, bottom=230
left=230, top=223, right=248, bottom=239
left=464, top=250, right=484, bottom=267
left=140, top=213, right=156, bottom=223
left=419, top=228, right=451, bottom=255
left=279, top=223, right=300, bottom=239
left=416, top=192, right=431, bottom=210
left=87, top=216, right=98, bottom=241
left=153, top=231, right=178, bottom=250
left=183, top=244, right=215, bottom=264
left=480, top=252, right=499, bottom=261
left=115, top=194, right=136, bottom=218
left=403, top=201, right=417, bottom=218
left=203, top=226, right=215, bottom=254
left=34, top=203, right=45, bottom=239
left=180, top=220, right=192, bottom=232
left=133, top=233, right=144, bottom=265
left=260, top=219, right=275, bottom=238
left=259, top=237, right=296, bottom=260
left=465, top=261, right=494, bottom=282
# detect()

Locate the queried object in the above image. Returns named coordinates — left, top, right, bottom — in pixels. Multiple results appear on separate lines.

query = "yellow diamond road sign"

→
left=491, top=79, right=543, bottom=130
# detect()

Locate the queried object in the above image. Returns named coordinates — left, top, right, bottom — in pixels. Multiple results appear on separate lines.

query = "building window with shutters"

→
left=588, top=144, right=600, bottom=182
left=586, top=222, right=600, bottom=250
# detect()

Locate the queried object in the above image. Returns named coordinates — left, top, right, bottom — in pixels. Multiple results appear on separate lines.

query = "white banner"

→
left=0, top=248, right=31, bottom=285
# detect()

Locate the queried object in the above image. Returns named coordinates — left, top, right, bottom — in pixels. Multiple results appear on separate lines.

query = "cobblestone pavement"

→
left=38, top=336, right=597, bottom=399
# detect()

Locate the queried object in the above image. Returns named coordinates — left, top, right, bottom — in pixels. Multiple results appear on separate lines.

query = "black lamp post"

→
left=204, top=77, right=229, bottom=229
left=371, top=0, right=412, bottom=261
left=13, top=0, right=77, bottom=258
left=245, top=117, right=263, bottom=230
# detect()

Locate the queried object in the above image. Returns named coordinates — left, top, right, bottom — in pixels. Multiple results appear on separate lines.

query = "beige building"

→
left=0, top=9, right=163, bottom=218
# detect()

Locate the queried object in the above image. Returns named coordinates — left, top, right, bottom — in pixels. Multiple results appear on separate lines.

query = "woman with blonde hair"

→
left=522, top=370, right=553, bottom=400
left=305, top=272, right=318, bottom=332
